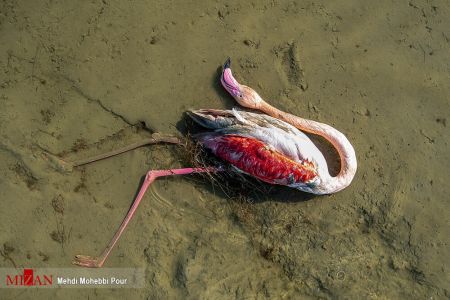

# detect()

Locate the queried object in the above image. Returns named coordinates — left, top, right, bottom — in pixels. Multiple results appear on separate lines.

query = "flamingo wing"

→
left=194, top=133, right=318, bottom=187
left=188, top=108, right=329, bottom=176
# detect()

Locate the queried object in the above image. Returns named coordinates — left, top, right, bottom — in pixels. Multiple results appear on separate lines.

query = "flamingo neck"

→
left=259, top=102, right=357, bottom=194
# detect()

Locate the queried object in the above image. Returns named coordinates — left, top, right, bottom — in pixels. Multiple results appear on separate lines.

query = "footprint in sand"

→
left=273, top=41, right=308, bottom=91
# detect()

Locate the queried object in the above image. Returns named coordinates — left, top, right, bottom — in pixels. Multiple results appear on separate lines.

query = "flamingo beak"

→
left=221, top=58, right=242, bottom=98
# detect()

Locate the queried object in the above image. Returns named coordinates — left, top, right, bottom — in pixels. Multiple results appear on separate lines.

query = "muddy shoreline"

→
left=1, top=0, right=449, bottom=298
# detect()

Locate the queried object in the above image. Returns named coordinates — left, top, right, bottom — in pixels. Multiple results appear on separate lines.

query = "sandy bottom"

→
left=0, top=0, right=449, bottom=298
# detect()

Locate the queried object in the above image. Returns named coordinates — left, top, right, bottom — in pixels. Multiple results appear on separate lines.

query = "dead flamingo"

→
left=47, top=58, right=356, bottom=267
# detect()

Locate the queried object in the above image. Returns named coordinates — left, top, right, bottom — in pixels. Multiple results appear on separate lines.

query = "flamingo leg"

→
left=72, top=166, right=219, bottom=268
left=43, top=133, right=181, bottom=172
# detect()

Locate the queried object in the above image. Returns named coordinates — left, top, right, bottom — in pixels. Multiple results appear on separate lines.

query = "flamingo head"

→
left=221, top=58, right=263, bottom=109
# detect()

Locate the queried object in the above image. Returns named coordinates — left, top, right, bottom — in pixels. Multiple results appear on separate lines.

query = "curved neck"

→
left=259, top=102, right=357, bottom=193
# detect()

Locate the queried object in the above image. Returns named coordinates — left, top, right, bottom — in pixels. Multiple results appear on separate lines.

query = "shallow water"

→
left=0, top=0, right=449, bottom=298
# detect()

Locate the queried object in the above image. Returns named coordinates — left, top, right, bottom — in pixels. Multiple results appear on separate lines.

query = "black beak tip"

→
left=223, top=57, right=231, bottom=69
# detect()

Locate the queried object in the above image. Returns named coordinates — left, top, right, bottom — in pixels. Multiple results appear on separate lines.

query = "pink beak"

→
left=221, top=58, right=241, bottom=97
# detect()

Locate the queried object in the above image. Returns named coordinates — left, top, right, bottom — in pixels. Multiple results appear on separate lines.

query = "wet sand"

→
left=0, top=0, right=449, bottom=298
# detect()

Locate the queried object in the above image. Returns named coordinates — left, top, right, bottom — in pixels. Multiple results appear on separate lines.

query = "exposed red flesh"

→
left=202, top=135, right=317, bottom=185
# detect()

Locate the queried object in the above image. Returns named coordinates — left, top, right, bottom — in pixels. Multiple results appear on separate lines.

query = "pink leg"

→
left=73, top=166, right=219, bottom=268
